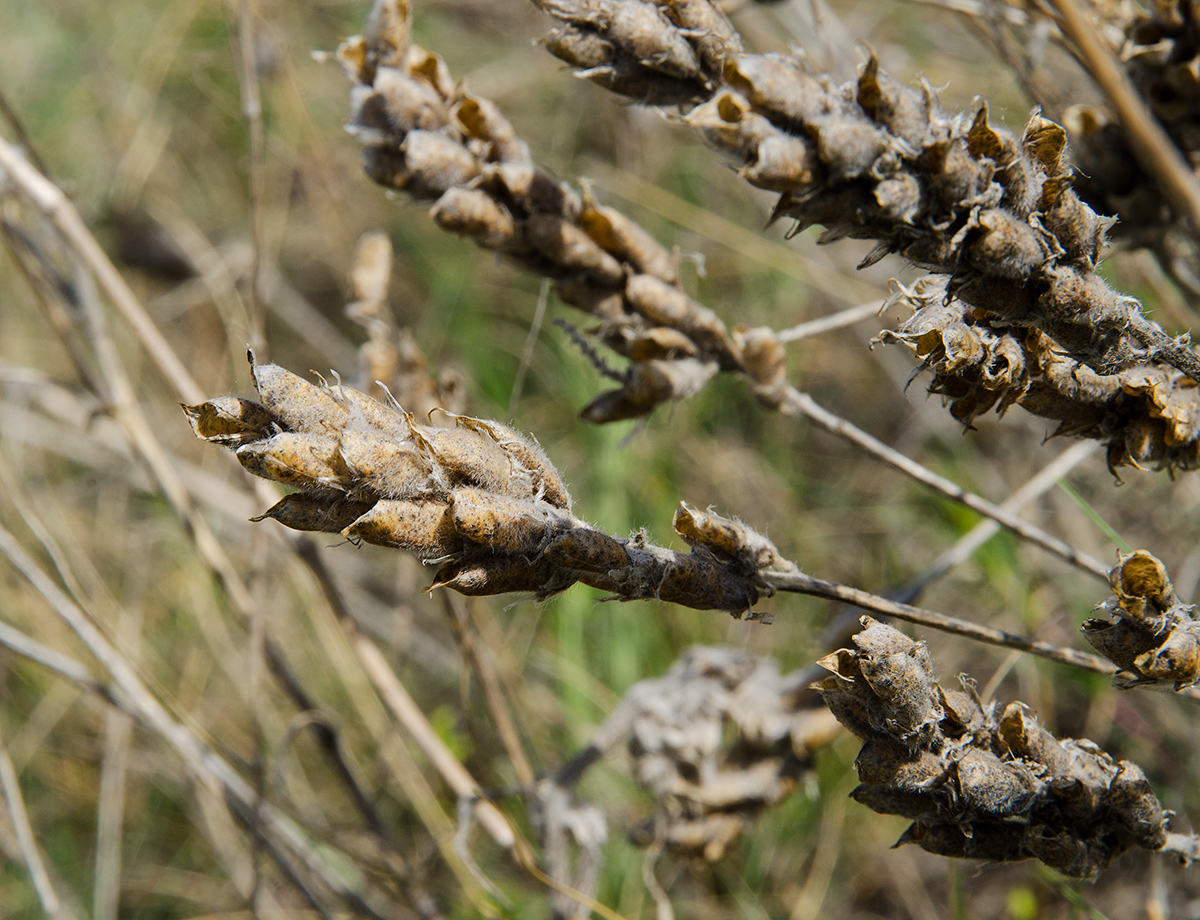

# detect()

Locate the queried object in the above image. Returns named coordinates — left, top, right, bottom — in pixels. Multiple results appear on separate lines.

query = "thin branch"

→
left=776, top=300, right=885, bottom=343
left=777, top=387, right=1111, bottom=579
left=765, top=568, right=1131, bottom=679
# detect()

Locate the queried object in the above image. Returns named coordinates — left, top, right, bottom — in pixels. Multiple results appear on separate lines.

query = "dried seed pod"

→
left=430, top=187, right=517, bottom=248
left=741, top=132, right=820, bottom=191
left=723, top=54, right=835, bottom=126
left=966, top=208, right=1045, bottom=281
left=399, top=129, right=481, bottom=198
left=951, top=749, right=1037, bottom=818
left=526, top=212, right=626, bottom=285
left=236, top=433, right=348, bottom=491
left=361, top=0, right=410, bottom=75
left=181, top=397, right=275, bottom=445
left=852, top=618, right=943, bottom=749
left=662, top=0, right=741, bottom=72
left=343, top=498, right=460, bottom=558
left=329, top=383, right=414, bottom=442
left=369, top=66, right=450, bottom=134
left=545, top=528, right=629, bottom=573
left=403, top=46, right=455, bottom=100
left=534, top=0, right=701, bottom=80
left=653, top=553, right=758, bottom=613
left=821, top=617, right=1177, bottom=877
left=428, top=552, right=576, bottom=597
left=454, top=96, right=529, bottom=164
left=250, top=352, right=349, bottom=434
left=579, top=190, right=678, bottom=283
left=443, top=413, right=573, bottom=509
left=629, top=326, right=698, bottom=361
left=672, top=501, right=795, bottom=576
left=541, top=25, right=616, bottom=69
left=409, top=423, right=517, bottom=494
left=337, top=429, right=436, bottom=499
left=732, top=326, right=787, bottom=406
left=579, top=358, right=718, bottom=422
left=252, top=494, right=377, bottom=534
left=624, top=274, right=732, bottom=353
left=449, top=488, right=569, bottom=554
left=346, top=230, right=393, bottom=320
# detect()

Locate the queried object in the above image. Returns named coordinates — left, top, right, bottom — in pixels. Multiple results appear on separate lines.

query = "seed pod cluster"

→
left=1067, top=0, right=1200, bottom=262
left=1082, top=550, right=1200, bottom=689
left=341, top=0, right=789, bottom=423
left=816, top=617, right=1174, bottom=878
left=574, top=647, right=839, bottom=860
left=186, top=357, right=787, bottom=612
left=880, top=279, right=1200, bottom=472
left=526, top=0, right=1200, bottom=465
left=533, top=0, right=1198, bottom=382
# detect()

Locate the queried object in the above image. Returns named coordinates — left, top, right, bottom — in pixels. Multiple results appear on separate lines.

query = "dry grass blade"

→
left=0, top=723, right=76, bottom=920
left=0, top=522, right=391, bottom=917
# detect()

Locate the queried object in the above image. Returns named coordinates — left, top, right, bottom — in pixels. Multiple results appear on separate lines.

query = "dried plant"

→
left=817, top=617, right=1200, bottom=878
left=552, top=647, right=839, bottom=861
left=6, top=0, right=1200, bottom=916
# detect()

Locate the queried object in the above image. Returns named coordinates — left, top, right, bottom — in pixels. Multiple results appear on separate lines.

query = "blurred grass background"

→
left=2, top=0, right=1200, bottom=917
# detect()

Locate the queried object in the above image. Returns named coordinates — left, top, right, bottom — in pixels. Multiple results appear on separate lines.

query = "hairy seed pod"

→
left=400, top=129, right=481, bottom=198
left=250, top=352, right=349, bottom=433
left=952, top=749, right=1037, bottom=817
left=370, top=66, right=450, bottom=133
left=449, top=488, right=568, bottom=553
left=330, top=384, right=414, bottom=441
left=526, top=212, right=626, bottom=284
left=430, top=187, right=517, bottom=248
left=654, top=554, right=757, bottom=613
left=734, top=325, right=788, bottom=405
left=580, top=358, right=719, bottom=422
left=540, top=25, right=616, bottom=69
left=662, top=0, right=741, bottom=72
left=337, top=430, right=435, bottom=499
left=236, top=433, right=348, bottom=491
left=851, top=784, right=937, bottom=820
left=741, top=132, right=820, bottom=191
left=444, top=414, right=573, bottom=509
left=539, top=0, right=701, bottom=80
left=403, top=46, right=455, bottom=100
left=629, top=327, right=698, bottom=361
left=409, top=423, right=516, bottom=493
left=545, top=528, right=628, bottom=573
left=580, top=191, right=678, bottom=282
left=428, top=552, right=576, bottom=597
left=181, top=397, right=275, bottom=445
left=723, top=54, right=835, bottom=126
left=454, top=96, right=529, bottom=164
left=343, top=498, right=460, bottom=558
left=252, top=494, right=377, bottom=534
left=624, top=274, right=732, bottom=352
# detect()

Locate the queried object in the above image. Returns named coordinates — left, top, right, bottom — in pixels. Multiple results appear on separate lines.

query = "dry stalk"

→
left=525, top=0, right=1200, bottom=471
left=817, top=616, right=1200, bottom=878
